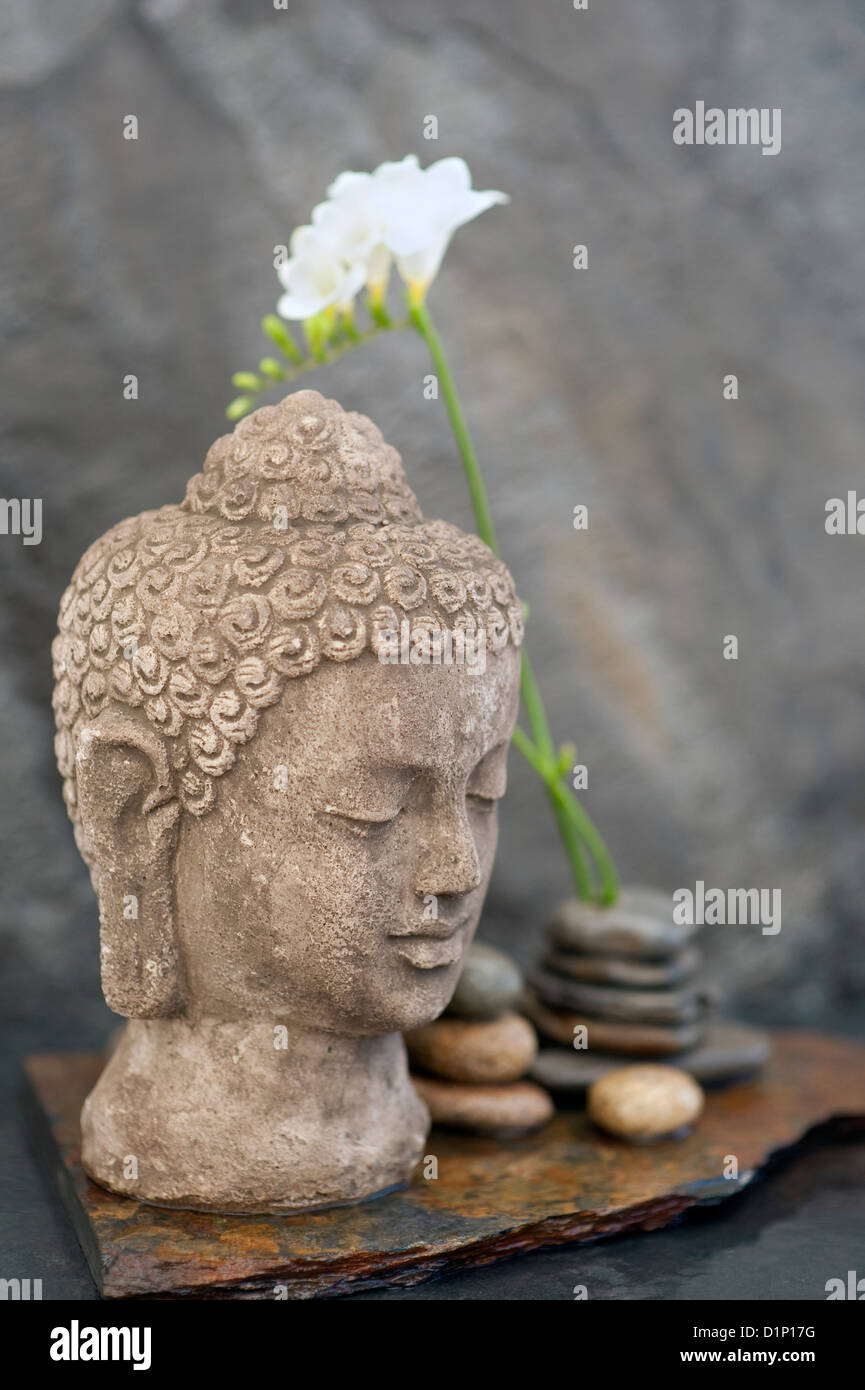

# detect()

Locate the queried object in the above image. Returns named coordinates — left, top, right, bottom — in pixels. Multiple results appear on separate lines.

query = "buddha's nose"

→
left=411, top=808, right=482, bottom=900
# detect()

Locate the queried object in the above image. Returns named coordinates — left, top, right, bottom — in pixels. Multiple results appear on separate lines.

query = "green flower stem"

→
left=519, top=647, right=555, bottom=761
left=408, top=302, right=500, bottom=555
left=512, top=726, right=592, bottom=900
left=409, top=299, right=619, bottom=906
left=262, top=314, right=304, bottom=364
left=227, top=319, right=407, bottom=419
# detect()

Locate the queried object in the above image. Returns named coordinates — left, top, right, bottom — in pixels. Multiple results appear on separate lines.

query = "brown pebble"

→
left=549, top=888, right=695, bottom=960
left=522, top=988, right=703, bottom=1056
left=543, top=946, right=700, bottom=989
left=405, top=1011, right=537, bottom=1084
left=588, top=1065, right=704, bottom=1142
left=530, top=968, right=705, bottom=1025
left=530, top=1021, right=772, bottom=1093
left=412, top=1075, right=554, bottom=1136
left=446, top=941, right=523, bottom=1020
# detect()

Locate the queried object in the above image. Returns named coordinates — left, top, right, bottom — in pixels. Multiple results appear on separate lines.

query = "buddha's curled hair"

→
left=53, top=390, right=523, bottom=856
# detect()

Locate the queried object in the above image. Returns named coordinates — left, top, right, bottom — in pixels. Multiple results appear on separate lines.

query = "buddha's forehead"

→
left=253, top=649, right=520, bottom=779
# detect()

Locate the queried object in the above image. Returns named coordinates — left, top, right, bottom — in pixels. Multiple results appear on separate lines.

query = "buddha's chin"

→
left=254, top=948, right=468, bottom=1036
left=323, top=958, right=462, bottom=1037
left=385, top=957, right=465, bottom=1033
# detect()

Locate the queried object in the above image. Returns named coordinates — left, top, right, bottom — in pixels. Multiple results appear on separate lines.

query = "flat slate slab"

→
left=23, top=1032, right=865, bottom=1300
left=531, top=1020, right=772, bottom=1092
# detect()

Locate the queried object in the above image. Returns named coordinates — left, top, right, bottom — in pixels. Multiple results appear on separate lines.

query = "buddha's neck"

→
left=125, top=1013, right=403, bottom=1092
left=81, top=1015, right=429, bottom=1213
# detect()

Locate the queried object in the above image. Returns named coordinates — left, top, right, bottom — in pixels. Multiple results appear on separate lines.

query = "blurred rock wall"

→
left=2, top=0, right=864, bottom=1044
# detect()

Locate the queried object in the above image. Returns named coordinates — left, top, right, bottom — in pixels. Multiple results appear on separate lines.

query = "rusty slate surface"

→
left=23, top=1031, right=865, bottom=1299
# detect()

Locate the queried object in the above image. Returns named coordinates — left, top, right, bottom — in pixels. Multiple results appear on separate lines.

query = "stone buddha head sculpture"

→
left=53, top=390, right=522, bottom=1213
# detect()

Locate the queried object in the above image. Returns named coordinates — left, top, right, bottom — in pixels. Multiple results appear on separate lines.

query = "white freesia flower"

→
left=274, top=154, right=507, bottom=324
left=310, top=186, right=392, bottom=304
left=288, top=224, right=321, bottom=257
left=323, top=155, right=508, bottom=304
left=371, top=155, right=508, bottom=303
left=275, top=236, right=365, bottom=320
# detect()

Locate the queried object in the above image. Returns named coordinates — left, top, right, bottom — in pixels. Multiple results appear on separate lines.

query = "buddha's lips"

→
left=393, top=935, right=465, bottom=970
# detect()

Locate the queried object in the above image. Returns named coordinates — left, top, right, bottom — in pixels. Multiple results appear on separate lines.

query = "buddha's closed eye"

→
left=321, top=749, right=504, bottom=839
left=326, top=792, right=495, bottom=836
left=325, top=807, right=403, bottom=838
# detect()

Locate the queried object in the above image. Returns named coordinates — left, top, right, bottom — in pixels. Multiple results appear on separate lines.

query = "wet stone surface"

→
left=23, top=1032, right=865, bottom=1298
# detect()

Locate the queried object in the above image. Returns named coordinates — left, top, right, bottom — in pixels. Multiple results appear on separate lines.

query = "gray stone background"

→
left=2, top=0, right=864, bottom=1066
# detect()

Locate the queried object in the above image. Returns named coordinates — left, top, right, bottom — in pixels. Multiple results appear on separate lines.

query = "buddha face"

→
left=173, top=646, right=521, bottom=1034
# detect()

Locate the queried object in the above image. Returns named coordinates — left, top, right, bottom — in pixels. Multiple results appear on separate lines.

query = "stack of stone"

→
left=524, top=887, right=770, bottom=1096
left=407, top=942, right=554, bottom=1137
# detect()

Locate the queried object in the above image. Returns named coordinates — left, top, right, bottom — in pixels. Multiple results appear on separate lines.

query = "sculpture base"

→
left=23, top=1032, right=865, bottom=1300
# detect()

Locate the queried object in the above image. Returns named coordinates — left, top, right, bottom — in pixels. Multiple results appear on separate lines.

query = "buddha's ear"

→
left=75, top=710, right=185, bottom=1018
